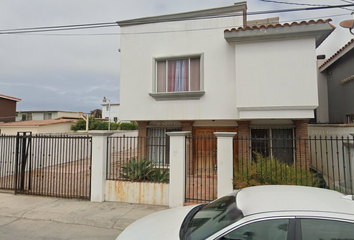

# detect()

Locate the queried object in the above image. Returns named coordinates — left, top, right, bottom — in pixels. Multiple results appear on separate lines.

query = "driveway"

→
left=0, top=191, right=168, bottom=240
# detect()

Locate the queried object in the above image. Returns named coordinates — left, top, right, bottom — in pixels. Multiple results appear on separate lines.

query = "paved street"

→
left=0, top=191, right=168, bottom=240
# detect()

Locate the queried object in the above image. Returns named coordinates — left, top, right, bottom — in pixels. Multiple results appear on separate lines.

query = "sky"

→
left=1, top=0, right=353, bottom=113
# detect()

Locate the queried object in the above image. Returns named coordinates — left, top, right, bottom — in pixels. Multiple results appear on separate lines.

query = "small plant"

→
left=120, top=158, right=169, bottom=183
left=120, top=158, right=153, bottom=182
left=234, top=152, right=321, bottom=189
left=149, top=168, right=169, bottom=183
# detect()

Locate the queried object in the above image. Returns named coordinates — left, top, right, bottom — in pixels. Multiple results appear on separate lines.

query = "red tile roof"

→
left=0, top=94, right=21, bottom=102
left=0, top=119, right=75, bottom=127
left=224, top=19, right=334, bottom=33
left=319, top=38, right=354, bottom=69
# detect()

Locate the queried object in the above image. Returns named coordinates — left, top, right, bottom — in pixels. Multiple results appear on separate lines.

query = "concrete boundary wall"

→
left=91, top=131, right=237, bottom=207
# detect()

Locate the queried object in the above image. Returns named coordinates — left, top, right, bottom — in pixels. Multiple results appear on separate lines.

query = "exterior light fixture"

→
left=103, top=96, right=111, bottom=131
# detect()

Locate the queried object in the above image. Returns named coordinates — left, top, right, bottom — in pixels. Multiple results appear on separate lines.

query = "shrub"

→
left=149, top=168, right=169, bottom=183
left=120, top=158, right=169, bottom=183
left=71, top=117, right=119, bottom=131
left=120, top=158, right=153, bottom=182
left=233, top=152, right=321, bottom=189
left=120, top=122, right=138, bottom=130
left=71, top=118, right=88, bottom=131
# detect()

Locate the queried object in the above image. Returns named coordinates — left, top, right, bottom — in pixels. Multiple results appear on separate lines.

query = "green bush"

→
left=71, top=117, right=119, bottom=131
left=120, top=158, right=169, bottom=183
left=233, top=152, right=321, bottom=189
left=71, top=118, right=88, bottom=131
left=120, top=158, right=153, bottom=182
left=119, top=122, right=138, bottom=130
left=149, top=168, right=169, bottom=183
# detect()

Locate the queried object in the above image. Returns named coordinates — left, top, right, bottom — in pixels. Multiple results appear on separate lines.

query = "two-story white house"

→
left=117, top=2, right=334, bottom=167
left=101, top=103, right=121, bottom=123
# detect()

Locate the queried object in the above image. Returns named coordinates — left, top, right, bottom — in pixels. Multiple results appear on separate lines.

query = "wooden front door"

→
left=193, top=127, right=237, bottom=176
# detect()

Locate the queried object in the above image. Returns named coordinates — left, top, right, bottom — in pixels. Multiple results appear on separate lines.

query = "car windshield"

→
left=181, top=191, right=243, bottom=240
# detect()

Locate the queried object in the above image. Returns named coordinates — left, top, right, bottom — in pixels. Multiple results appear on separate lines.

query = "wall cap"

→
left=214, top=132, right=237, bottom=137
left=89, top=131, right=115, bottom=137
left=166, top=131, right=191, bottom=137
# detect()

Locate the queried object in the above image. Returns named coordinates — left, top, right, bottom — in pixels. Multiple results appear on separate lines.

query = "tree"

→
left=90, top=109, right=102, bottom=118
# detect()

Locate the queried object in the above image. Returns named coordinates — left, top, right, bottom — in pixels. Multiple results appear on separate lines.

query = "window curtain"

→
left=168, top=60, right=189, bottom=92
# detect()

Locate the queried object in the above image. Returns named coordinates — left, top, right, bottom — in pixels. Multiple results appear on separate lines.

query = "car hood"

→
left=117, top=205, right=198, bottom=240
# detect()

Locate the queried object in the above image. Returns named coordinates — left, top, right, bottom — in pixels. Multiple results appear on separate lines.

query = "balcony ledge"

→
left=149, top=91, right=205, bottom=101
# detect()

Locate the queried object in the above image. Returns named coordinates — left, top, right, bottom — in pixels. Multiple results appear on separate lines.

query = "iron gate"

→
left=14, top=132, right=92, bottom=199
left=185, top=135, right=217, bottom=204
left=0, top=135, right=16, bottom=191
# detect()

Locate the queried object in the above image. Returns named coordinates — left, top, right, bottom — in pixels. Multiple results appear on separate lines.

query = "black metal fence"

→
left=234, top=136, right=354, bottom=195
left=184, top=134, right=354, bottom=204
left=0, top=135, right=17, bottom=190
left=107, top=136, right=169, bottom=183
left=309, top=135, right=353, bottom=195
left=0, top=133, right=92, bottom=199
left=185, top=135, right=217, bottom=203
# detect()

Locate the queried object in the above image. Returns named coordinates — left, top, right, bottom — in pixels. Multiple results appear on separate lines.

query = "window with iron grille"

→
left=251, top=128, right=294, bottom=164
left=148, top=127, right=182, bottom=166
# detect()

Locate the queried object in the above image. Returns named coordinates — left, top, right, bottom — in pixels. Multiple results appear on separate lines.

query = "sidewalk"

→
left=0, top=192, right=168, bottom=240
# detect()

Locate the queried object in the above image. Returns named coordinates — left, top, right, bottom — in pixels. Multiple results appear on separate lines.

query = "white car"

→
left=117, top=185, right=354, bottom=240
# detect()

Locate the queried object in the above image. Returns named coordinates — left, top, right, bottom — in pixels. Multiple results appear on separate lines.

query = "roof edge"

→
left=224, top=20, right=334, bottom=47
left=319, top=38, right=354, bottom=71
left=117, top=2, right=247, bottom=27
left=0, top=94, right=21, bottom=102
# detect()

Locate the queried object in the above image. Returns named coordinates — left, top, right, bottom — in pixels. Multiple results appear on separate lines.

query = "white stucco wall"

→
left=105, top=181, right=169, bottom=206
left=57, top=111, right=81, bottom=118
left=0, top=126, right=40, bottom=135
left=120, top=16, right=242, bottom=122
left=0, top=123, right=73, bottom=135
left=235, top=38, right=318, bottom=119
left=308, top=124, right=354, bottom=192
left=120, top=14, right=319, bottom=122
left=102, top=104, right=121, bottom=122
left=16, top=111, right=81, bottom=121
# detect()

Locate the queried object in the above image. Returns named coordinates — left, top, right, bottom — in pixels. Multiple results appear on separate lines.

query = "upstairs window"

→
left=156, top=57, right=200, bottom=93
left=22, top=113, right=32, bottom=121
left=43, top=113, right=52, bottom=120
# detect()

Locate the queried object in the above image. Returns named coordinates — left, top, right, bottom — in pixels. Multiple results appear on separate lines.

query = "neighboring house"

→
left=0, top=119, right=75, bottom=135
left=16, top=110, right=83, bottom=122
left=117, top=2, right=334, bottom=165
left=101, top=103, right=121, bottom=123
left=0, top=94, right=21, bottom=123
left=318, top=38, right=354, bottom=124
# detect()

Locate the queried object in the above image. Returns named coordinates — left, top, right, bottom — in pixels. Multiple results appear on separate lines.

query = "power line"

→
left=0, top=22, right=117, bottom=32
left=258, top=0, right=354, bottom=11
left=0, top=3, right=353, bottom=35
left=340, top=0, right=354, bottom=4
left=2, top=12, right=350, bottom=37
left=116, top=4, right=354, bottom=26
left=258, top=0, right=326, bottom=7
left=0, top=25, right=118, bottom=34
